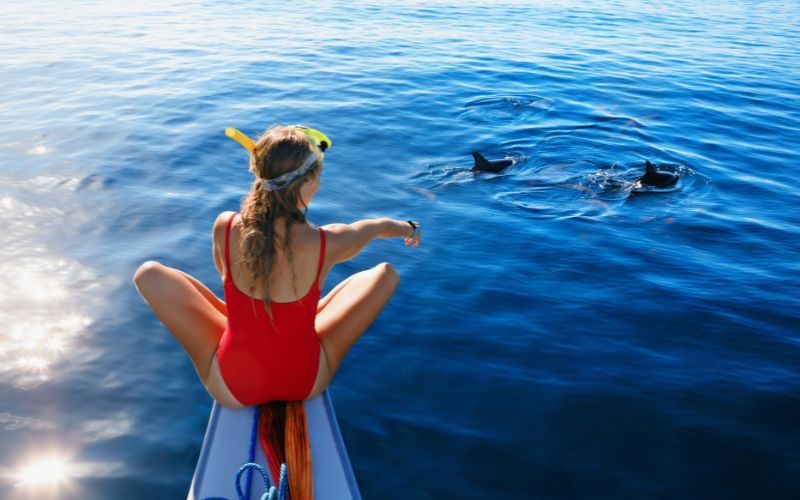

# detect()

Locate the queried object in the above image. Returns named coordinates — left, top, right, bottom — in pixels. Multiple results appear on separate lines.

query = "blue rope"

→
left=278, top=463, right=289, bottom=500
left=202, top=461, right=288, bottom=500
left=243, top=406, right=259, bottom=497
left=202, top=406, right=290, bottom=500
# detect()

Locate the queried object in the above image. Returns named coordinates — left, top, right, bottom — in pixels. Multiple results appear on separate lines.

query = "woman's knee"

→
left=133, top=260, right=166, bottom=293
left=374, top=262, right=399, bottom=290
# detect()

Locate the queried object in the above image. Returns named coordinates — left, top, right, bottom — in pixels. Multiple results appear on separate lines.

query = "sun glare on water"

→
left=14, top=454, right=70, bottom=488
left=27, top=144, right=52, bottom=156
left=6, top=449, right=123, bottom=496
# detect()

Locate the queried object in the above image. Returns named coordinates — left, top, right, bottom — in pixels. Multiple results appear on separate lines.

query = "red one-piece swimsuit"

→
left=215, top=212, right=323, bottom=405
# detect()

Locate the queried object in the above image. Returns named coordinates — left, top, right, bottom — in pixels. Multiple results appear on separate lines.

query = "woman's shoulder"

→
left=214, top=211, right=238, bottom=229
left=212, top=211, right=238, bottom=243
left=211, top=212, right=237, bottom=274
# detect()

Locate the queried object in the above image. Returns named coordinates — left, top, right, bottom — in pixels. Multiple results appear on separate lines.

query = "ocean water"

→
left=1, top=0, right=799, bottom=498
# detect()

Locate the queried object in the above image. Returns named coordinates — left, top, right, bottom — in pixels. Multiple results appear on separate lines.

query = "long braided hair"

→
left=239, top=125, right=322, bottom=317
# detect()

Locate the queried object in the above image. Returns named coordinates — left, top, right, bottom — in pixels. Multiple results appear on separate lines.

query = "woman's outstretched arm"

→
left=323, top=218, right=420, bottom=263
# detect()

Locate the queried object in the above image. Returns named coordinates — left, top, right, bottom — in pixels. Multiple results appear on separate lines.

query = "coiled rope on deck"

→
left=203, top=406, right=290, bottom=500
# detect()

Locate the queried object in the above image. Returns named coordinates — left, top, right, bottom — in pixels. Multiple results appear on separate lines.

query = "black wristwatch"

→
left=407, top=220, right=419, bottom=238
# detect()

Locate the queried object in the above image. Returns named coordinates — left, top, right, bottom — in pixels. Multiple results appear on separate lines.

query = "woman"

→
left=134, top=126, right=421, bottom=407
left=133, top=124, right=421, bottom=408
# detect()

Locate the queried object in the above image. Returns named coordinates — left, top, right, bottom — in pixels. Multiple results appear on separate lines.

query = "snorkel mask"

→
left=225, top=125, right=332, bottom=191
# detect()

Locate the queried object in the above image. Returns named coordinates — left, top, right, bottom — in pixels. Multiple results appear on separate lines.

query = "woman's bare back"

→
left=215, top=213, right=328, bottom=303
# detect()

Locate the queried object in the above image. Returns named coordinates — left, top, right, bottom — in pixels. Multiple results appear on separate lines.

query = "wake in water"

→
left=411, top=93, right=712, bottom=218
left=409, top=152, right=528, bottom=192
left=496, top=161, right=709, bottom=220
left=409, top=153, right=709, bottom=220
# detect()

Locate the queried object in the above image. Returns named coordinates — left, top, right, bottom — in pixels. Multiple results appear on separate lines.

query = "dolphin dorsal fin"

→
left=645, top=160, right=656, bottom=175
left=472, top=152, right=489, bottom=170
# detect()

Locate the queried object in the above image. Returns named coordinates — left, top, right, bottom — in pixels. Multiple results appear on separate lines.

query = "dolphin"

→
left=637, top=160, right=678, bottom=188
left=471, top=152, right=516, bottom=173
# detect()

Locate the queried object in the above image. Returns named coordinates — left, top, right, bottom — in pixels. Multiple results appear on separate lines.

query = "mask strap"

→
left=260, top=151, right=320, bottom=191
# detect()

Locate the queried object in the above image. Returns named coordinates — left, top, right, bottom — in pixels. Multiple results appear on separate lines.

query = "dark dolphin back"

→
left=472, top=152, right=490, bottom=171
left=639, top=160, right=678, bottom=188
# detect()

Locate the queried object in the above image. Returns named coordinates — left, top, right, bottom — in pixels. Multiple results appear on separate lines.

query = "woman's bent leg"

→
left=133, top=261, right=226, bottom=381
left=309, top=262, right=399, bottom=398
left=316, top=272, right=361, bottom=314
left=175, top=268, right=227, bottom=316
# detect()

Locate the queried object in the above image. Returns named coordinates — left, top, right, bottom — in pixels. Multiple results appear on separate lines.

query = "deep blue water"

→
left=1, top=1, right=799, bottom=498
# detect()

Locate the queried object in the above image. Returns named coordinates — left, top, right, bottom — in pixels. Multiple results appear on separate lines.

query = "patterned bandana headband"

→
left=224, top=125, right=332, bottom=191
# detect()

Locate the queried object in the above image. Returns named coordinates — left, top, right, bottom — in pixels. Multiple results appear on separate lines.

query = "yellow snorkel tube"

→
left=225, top=127, right=256, bottom=153
left=225, top=125, right=331, bottom=154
